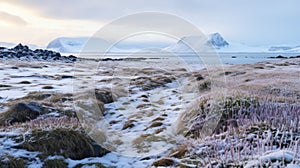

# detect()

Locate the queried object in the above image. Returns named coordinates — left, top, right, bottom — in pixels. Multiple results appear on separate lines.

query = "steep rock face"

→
left=208, top=33, right=229, bottom=48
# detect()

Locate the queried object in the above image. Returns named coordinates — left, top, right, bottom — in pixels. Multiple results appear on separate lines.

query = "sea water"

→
left=68, top=52, right=300, bottom=65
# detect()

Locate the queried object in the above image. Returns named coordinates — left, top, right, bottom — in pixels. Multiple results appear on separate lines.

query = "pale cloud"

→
left=0, top=0, right=299, bottom=46
left=0, top=11, right=27, bottom=25
left=0, top=1, right=105, bottom=46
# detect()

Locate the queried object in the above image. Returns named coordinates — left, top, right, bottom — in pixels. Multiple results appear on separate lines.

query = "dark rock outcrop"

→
left=208, top=33, right=229, bottom=48
left=0, top=43, right=76, bottom=62
left=268, top=55, right=289, bottom=59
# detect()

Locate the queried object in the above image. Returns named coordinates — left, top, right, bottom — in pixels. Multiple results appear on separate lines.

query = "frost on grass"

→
left=150, top=58, right=300, bottom=167
left=0, top=57, right=299, bottom=167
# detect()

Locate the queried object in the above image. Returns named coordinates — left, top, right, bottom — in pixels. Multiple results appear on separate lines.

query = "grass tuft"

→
left=17, top=128, right=109, bottom=160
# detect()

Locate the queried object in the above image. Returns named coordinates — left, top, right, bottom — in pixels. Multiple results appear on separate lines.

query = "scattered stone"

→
left=42, top=86, right=54, bottom=89
left=19, top=81, right=31, bottom=84
left=61, top=75, right=73, bottom=79
left=0, top=84, right=11, bottom=87
left=289, top=55, right=300, bottom=59
left=122, top=120, right=135, bottom=130
left=140, top=94, right=148, bottom=98
left=193, top=73, right=204, bottom=81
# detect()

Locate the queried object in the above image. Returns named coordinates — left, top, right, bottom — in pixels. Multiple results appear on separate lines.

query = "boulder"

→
left=95, top=88, right=114, bottom=104
left=0, top=102, right=46, bottom=125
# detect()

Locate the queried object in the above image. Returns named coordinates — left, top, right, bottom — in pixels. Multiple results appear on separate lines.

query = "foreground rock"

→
left=0, top=102, right=47, bottom=125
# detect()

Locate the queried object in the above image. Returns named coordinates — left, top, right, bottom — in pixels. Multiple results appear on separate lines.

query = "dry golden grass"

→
left=151, top=117, right=165, bottom=122
left=18, top=128, right=109, bottom=160
left=0, top=155, right=26, bottom=168
left=122, top=119, right=136, bottom=130
left=0, top=57, right=299, bottom=167
left=152, top=158, right=175, bottom=167
left=169, top=144, right=189, bottom=159
left=43, top=158, right=68, bottom=168
left=147, top=121, right=163, bottom=128
left=164, top=58, right=300, bottom=167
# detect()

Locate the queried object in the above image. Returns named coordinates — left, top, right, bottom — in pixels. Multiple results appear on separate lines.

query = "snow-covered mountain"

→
left=164, top=33, right=269, bottom=53
left=268, top=45, right=300, bottom=52
left=288, top=46, right=300, bottom=53
left=46, top=34, right=231, bottom=54
left=217, top=41, right=268, bottom=52
left=164, top=33, right=231, bottom=53
left=45, top=35, right=300, bottom=53
left=163, top=35, right=208, bottom=53
left=46, top=37, right=122, bottom=53
left=3, top=33, right=299, bottom=54
left=0, top=42, right=16, bottom=48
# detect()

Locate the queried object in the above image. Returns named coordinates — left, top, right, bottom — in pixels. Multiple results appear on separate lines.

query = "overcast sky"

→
left=0, top=0, right=299, bottom=47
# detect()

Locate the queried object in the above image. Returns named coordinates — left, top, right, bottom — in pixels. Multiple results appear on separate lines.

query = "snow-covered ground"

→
left=0, top=57, right=201, bottom=167
left=0, top=56, right=299, bottom=167
left=0, top=60, right=74, bottom=100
